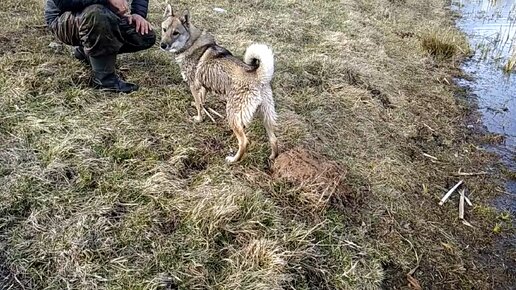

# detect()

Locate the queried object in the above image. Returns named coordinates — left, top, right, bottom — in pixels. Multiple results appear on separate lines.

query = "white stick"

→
left=423, top=153, right=438, bottom=160
left=456, top=172, right=487, bottom=176
left=456, top=171, right=488, bottom=176
left=462, top=220, right=474, bottom=228
left=439, top=180, right=463, bottom=206
left=213, top=7, right=227, bottom=13
left=202, top=107, right=216, bottom=123
left=423, top=123, right=435, bottom=132
left=459, top=189, right=465, bottom=220
left=464, top=195, right=473, bottom=207
left=208, top=107, right=224, bottom=119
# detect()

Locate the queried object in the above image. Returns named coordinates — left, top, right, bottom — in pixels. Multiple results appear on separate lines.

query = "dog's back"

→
left=188, top=44, right=265, bottom=97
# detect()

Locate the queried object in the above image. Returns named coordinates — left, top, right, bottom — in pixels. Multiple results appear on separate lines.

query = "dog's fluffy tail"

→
left=244, top=44, right=274, bottom=84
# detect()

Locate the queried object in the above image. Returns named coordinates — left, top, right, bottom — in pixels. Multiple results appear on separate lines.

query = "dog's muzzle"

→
left=160, top=43, right=177, bottom=53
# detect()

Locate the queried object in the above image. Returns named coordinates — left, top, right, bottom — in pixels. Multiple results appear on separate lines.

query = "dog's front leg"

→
left=199, top=86, right=207, bottom=105
left=189, top=84, right=204, bottom=123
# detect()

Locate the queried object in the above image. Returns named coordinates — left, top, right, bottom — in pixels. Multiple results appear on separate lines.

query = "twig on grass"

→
left=459, top=189, right=465, bottom=220
left=455, top=168, right=488, bottom=176
left=423, top=153, right=438, bottom=160
left=464, top=195, right=473, bottom=207
left=423, top=123, right=435, bottom=132
left=462, top=220, right=474, bottom=228
left=407, top=274, right=422, bottom=290
left=439, top=180, right=463, bottom=205
left=208, top=107, right=224, bottom=119
left=203, top=107, right=216, bottom=123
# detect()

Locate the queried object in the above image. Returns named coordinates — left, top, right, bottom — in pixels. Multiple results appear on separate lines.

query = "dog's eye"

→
left=163, top=28, right=167, bottom=33
left=173, top=31, right=179, bottom=36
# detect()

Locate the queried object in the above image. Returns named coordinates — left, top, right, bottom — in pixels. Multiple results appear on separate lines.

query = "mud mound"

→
left=272, top=147, right=351, bottom=211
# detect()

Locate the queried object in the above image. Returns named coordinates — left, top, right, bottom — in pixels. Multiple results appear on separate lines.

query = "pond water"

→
left=453, top=0, right=516, bottom=211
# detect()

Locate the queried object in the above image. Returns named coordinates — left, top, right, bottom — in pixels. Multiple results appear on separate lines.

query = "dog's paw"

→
left=225, top=155, right=238, bottom=163
left=190, top=101, right=196, bottom=107
left=193, top=115, right=203, bottom=123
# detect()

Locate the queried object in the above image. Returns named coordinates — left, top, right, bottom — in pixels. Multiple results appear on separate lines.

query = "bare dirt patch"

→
left=272, top=147, right=352, bottom=213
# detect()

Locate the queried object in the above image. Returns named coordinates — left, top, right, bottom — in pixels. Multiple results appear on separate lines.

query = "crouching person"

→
left=45, top=0, right=156, bottom=93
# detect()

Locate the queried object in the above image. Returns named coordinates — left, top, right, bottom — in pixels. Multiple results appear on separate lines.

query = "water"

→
left=453, top=0, right=516, bottom=211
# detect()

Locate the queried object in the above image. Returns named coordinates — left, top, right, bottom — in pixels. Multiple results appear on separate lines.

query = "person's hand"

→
left=127, top=14, right=153, bottom=35
left=108, top=0, right=129, bottom=16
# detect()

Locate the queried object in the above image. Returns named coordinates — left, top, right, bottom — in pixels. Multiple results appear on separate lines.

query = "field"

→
left=1, top=0, right=515, bottom=289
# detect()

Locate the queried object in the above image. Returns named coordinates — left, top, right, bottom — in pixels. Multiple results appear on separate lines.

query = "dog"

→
left=160, top=5, right=278, bottom=163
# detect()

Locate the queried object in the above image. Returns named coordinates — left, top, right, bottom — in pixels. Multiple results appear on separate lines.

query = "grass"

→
left=503, top=49, right=516, bottom=73
left=1, top=0, right=515, bottom=289
left=421, top=27, right=470, bottom=60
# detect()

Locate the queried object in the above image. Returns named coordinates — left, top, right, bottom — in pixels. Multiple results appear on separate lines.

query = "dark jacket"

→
left=44, top=0, right=150, bottom=25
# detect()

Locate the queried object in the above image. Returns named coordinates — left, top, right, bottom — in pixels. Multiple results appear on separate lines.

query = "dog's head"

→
left=160, top=4, right=191, bottom=53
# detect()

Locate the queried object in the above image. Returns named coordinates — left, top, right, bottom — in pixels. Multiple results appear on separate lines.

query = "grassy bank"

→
left=1, top=0, right=514, bottom=289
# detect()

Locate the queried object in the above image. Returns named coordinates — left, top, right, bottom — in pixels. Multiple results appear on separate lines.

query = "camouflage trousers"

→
left=49, top=4, right=156, bottom=57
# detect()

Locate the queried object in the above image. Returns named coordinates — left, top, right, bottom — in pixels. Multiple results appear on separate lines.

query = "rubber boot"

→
left=73, top=47, right=90, bottom=65
left=89, top=54, right=139, bottom=93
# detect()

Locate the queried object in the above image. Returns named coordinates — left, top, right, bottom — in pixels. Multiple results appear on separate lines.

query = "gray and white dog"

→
left=160, top=5, right=278, bottom=163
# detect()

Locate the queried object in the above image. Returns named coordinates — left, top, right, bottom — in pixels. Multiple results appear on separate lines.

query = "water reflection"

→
left=453, top=0, right=516, bottom=208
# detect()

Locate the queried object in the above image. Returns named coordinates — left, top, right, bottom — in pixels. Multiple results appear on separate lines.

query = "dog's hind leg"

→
left=225, top=94, right=260, bottom=163
left=226, top=121, right=249, bottom=163
left=259, top=85, right=278, bottom=160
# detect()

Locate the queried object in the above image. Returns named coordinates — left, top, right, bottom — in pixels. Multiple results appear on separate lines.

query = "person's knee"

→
left=81, top=4, right=118, bottom=29
left=119, top=29, right=156, bottom=54
left=79, top=4, right=122, bottom=56
left=140, top=30, right=157, bottom=50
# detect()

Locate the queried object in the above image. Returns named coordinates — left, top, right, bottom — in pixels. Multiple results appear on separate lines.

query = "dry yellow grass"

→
left=0, top=0, right=514, bottom=289
left=504, top=49, right=516, bottom=73
left=421, top=27, right=469, bottom=60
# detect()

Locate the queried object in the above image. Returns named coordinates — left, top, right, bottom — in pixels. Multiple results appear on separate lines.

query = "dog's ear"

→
left=164, top=3, right=173, bottom=18
left=181, top=9, right=190, bottom=24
